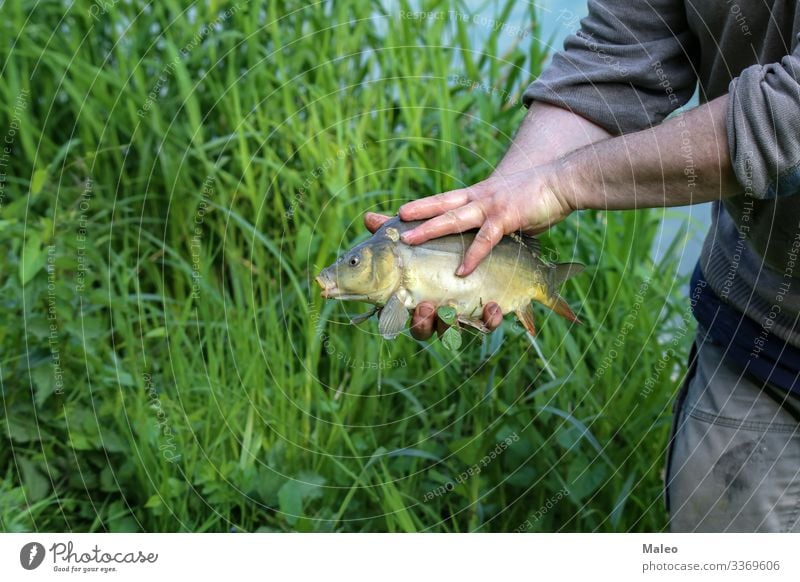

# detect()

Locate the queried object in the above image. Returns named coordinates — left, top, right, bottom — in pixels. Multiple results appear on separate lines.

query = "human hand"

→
left=396, top=163, right=574, bottom=276
left=363, top=212, right=503, bottom=340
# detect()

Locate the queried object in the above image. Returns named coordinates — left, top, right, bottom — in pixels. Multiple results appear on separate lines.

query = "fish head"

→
left=316, top=240, right=401, bottom=304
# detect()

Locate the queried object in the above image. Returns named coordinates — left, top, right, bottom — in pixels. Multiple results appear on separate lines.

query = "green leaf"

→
left=106, top=501, right=139, bottom=532
left=436, top=305, right=457, bottom=325
left=440, top=326, right=462, bottom=351
left=18, top=458, right=51, bottom=502
left=145, top=327, right=167, bottom=338
left=68, top=431, right=92, bottom=451
left=278, top=482, right=303, bottom=525
left=255, top=470, right=283, bottom=506
left=278, top=472, right=326, bottom=525
left=386, top=447, right=441, bottom=462
left=20, top=230, right=46, bottom=285
left=610, top=473, right=636, bottom=528
left=30, top=169, right=48, bottom=195
left=32, top=364, right=57, bottom=406
left=566, top=458, right=608, bottom=502
left=504, top=465, right=537, bottom=488
left=447, top=435, right=485, bottom=466
left=101, top=429, right=128, bottom=453
left=555, top=424, right=583, bottom=450
left=4, top=416, right=40, bottom=443
left=109, top=517, right=140, bottom=533
left=100, top=466, right=120, bottom=493
left=65, top=316, right=104, bottom=340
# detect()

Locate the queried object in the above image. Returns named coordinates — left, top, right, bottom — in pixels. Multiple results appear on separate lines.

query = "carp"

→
left=315, top=216, right=583, bottom=339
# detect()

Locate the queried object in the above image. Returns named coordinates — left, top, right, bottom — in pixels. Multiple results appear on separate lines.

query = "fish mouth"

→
left=315, top=275, right=368, bottom=301
left=315, top=274, right=339, bottom=298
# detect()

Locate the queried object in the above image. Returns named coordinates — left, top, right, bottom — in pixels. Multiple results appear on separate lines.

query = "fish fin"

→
left=553, top=262, right=585, bottom=285
left=458, top=315, right=490, bottom=334
left=515, top=304, right=537, bottom=336
left=350, top=306, right=378, bottom=325
left=378, top=293, right=409, bottom=339
left=508, top=231, right=541, bottom=256
left=547, top=293, right=582, bottom=324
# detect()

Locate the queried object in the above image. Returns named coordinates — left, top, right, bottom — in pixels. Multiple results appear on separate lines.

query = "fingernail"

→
left=401, top=232, right=414, bottom=244
left=455, top=265, right=466, bottom=277
left=418, top=305, right=434, bottom=318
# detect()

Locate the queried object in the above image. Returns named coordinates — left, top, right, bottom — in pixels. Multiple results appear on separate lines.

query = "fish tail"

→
left=553, top=262, right=585, bottom=286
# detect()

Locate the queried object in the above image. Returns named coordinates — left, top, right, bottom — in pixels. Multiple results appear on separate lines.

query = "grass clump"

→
left=0, top=0, right=691, bottom=532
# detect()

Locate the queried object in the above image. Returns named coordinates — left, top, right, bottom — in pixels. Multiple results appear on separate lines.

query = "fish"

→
left=314, top=216, right=584, bottom=340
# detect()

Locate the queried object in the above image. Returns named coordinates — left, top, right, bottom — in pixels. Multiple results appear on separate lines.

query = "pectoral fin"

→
left=515, top=304, right=537, bottom=336
left=458, top=316, right=490, bottom=334
left=378, top=293, right=409, bottom=339
left=350, top=307, right=378, bottom=325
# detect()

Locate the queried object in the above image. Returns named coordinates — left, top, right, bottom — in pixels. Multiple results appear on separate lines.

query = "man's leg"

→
left=665, top=327, right=800, bottom=532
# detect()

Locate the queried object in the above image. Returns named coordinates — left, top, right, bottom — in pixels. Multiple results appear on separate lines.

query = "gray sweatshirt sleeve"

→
left=727, top=37, right=800, bottom=199
left=522, top=0, right=698, bottom=135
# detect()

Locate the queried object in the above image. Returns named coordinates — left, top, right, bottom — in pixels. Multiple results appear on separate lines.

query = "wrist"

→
left=546, top=156, right=586, bottom=213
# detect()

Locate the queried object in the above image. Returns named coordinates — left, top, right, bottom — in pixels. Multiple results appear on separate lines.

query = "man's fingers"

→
left=401, top=203, right=485, bottom=245
left=412, top=301, right=502, bottom=340
left=482, top=302, right=503, bottom=330
left=398, top=188, right=471, bottom=221
left=364, top=212, right=391, bottom=233
left=456, top=219, right=503, bottom=277
left=410, top=302, right=436, bottom=340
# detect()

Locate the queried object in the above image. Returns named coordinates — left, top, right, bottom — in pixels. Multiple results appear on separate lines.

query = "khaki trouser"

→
left=665, top=326, right=800, bottom=532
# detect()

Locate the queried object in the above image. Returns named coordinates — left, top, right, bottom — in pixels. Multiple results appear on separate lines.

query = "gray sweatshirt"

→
left=523, top=0, right=800, bottom=348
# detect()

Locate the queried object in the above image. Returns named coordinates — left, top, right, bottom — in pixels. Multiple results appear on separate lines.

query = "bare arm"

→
left=561, top=95, right=739, bottom=211
left=492, top=101, right=612, bottom=177
left=400, top=96, right=738, bottom=276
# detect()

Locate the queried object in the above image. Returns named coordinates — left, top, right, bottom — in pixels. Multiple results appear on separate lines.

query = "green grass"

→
left=0, top=0, right=693, bottom=532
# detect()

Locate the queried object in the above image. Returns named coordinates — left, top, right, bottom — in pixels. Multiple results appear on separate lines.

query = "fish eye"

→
left=348, top=255, right=360, bottom=267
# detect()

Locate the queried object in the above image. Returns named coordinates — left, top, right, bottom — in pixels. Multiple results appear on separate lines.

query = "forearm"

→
left=559, top=95, right=741, bottom=211
left=399, top=98, right=742, bottom=275
left=492, top=102, right=612, bottom=177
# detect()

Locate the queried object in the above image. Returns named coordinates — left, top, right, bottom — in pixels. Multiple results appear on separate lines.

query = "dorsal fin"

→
left=507, top=231, right=541, bottom=256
